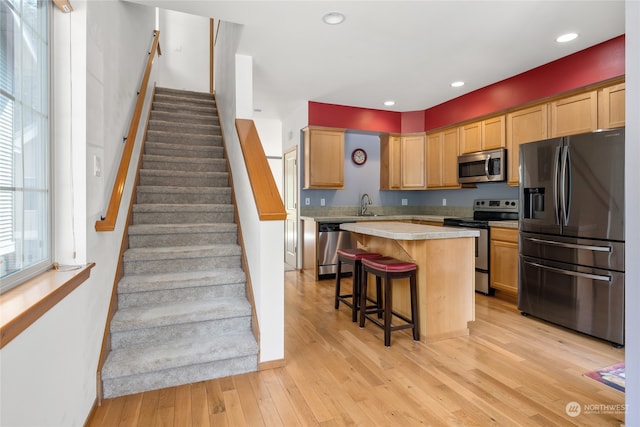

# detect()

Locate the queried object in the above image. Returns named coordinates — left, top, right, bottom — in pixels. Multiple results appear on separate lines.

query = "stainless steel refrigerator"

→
left=518, top=128, right=625, bottom=346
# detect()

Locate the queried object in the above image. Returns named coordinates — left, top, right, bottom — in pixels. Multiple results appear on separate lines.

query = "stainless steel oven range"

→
left=443, top=199, right=519, bottom=294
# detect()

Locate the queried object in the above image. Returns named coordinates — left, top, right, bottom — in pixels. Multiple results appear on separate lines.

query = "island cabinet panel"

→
left=303, top=127, right=345, bottom=189
left=380, top=134, right=402, bottom=189
left=506, top=104, right=548, bottom=186
left=346, top=229, right=475, bottom=344
left=301, top=219, right=318, bottom=279
left=400, top=134, right=427, bottom=189
left=490, top=227, right=519, bottom=296
left=549, top=90, right=598, bottom=137
left=598, top=82, right=625, bottom=129
left=426, top=127, right=460, bottom=189
left=460, top=115, right=506, bottom=154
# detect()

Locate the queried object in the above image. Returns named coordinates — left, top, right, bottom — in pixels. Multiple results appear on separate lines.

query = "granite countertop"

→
left=340, top=221, right=479, bottom=241
left=300, top=214, right=447, bottom=223
left=488, top=220, right=519, bottom=229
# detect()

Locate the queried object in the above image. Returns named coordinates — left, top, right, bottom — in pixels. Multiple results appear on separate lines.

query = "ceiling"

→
left=129, top=1, right=625, bottom=119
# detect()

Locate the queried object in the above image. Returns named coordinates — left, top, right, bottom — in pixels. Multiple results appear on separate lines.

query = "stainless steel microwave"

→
left=457, top=148, right=506, bottom=183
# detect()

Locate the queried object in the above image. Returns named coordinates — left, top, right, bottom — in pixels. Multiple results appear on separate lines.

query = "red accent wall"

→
left=424, top=35, right=625, bottom=131
left=308, top=102, right=402, bottom=133
left=307, top=35, right=625, bottom=134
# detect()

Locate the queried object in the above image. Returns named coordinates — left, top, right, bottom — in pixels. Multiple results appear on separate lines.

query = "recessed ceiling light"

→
left=450, top=81, right=465, bottom=88
left=322, top=12, right=345, bottom=25
left=384, top=100, right=395, bottom=106
left=556, top=33, right=578, bottom=43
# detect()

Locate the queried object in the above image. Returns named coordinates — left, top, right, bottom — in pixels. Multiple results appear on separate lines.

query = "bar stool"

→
left=335, top=248, right=381, bottom=322
left=360, top=256, right=419, bottom=346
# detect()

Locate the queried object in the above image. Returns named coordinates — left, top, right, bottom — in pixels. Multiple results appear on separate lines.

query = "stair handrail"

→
left=235, top=119, right=286, bottom=220
left=95, top=30, right=161, bottom=232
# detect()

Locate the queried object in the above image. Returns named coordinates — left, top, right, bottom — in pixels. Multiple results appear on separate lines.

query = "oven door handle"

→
left=525, top=237, right=612, bottom=252
left=524, top=261, right=611, bottom=283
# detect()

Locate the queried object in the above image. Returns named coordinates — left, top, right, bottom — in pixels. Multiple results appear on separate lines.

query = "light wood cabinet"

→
left=380, top=133, right=426, bottom=190
left=380, top=134, right=402, bottom=190
left=303, top=127, right=344, bottom=189
left=401, top=134, right=427, bottom=189
left=490, top=227, right=519, bottom=296
left=427, top=127, right=460, bottom=189
left=549, top=90, right=598, bottom=137
left=460, top=115, right=505, bottom=154
left=506, top=104, right=548, bottom=186
left=598, top=82, right=625, bottom=129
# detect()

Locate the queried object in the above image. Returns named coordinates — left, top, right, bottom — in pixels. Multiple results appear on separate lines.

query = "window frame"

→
left=0, top=0, right=53, bottom=293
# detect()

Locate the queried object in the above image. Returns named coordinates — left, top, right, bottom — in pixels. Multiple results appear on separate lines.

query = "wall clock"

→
left=351, top=148, right=367, bottom=165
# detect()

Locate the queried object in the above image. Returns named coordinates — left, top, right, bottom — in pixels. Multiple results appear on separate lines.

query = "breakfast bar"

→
left=340, top=221, right=479, bottom=343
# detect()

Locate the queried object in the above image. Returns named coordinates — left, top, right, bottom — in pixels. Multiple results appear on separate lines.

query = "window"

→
left=0, top=0, right=50, bottom=292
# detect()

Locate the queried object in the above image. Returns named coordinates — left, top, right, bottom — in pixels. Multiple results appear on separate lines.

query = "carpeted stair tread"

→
left=152, top=101, right=217, bottom=116
left=148, top=120, right=220, bottom=136
left=118, top=268, right=246, bottom=294
left=152, top=93, right=216, bottom=107
left=123, top=244, right=241, bottom=262
left=136, top=185, right=230, bottom=195
left=150, top=110, right=219, bottom=125
left=144, top=140, right=223, bottom=156
left=139, top=169, right=227, bottom=177
left=142, top=154, right=226, bottom=166
left=132, top=203, right=233, bottom=213
left=146, top=129, right=222, bottom=146
left=110, top=296, right=251, bottom=332
left=102, top=331, right=258, bottom=380
left=155, top=86, right=215, bottom=100
left=128, top=223, right=237, bottom=236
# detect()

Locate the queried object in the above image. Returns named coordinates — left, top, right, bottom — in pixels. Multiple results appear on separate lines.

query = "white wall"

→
left=215, top=21, right=284, bottom=363
left=255, top=118, right=284, bottom=195
left=0, top=1, right=156, bottom=425
left=157, top=9, right=209, bottom=92
left=625, top=0, right=639, bottom=423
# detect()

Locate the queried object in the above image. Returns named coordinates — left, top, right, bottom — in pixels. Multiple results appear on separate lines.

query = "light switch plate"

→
left=320, top=198, right=325, bottom=206
left=401, top=198, right=408, bottom=206
left=442, top=198, right=447, bottom=206
left=93, top=155, right=102, bottom=177
left=305, top=198, right=310, bottom=205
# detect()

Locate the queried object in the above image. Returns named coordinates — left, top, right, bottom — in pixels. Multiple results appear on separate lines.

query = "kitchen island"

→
left=340, top=221, right=479, bottom=343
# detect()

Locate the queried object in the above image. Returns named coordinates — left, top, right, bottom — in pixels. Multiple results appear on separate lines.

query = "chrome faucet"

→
left=360, top=193, right=371, bottom=216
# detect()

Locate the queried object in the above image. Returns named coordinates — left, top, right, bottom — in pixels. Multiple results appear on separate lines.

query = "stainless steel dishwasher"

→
left=317, top=222, right=355, bottom=279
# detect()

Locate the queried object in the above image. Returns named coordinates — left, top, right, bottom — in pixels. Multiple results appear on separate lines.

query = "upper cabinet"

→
left=380, top=134, right=402, bottom=190
left=380, top=133, right=426, bottom=190
left=549, top=90, right=598, bottom=137
left=427, top=127, right=460, bottom=189
left=460, top=115, right=505, bottom=154
left=303, top=126, right=344, bottom=189
left=598, top=82, right=625, bottom=129
left=506, top=104, right=548, bottom=186
left=401, top=134, right=427, bottom=189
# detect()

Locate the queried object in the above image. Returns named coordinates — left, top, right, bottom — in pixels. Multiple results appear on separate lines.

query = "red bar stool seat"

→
left=360, top=256, right=419, bottom=346
left=335, top=248, right=381, bottom=322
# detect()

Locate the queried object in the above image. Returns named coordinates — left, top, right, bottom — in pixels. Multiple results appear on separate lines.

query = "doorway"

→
left=283, top=147, right=298, bottom=270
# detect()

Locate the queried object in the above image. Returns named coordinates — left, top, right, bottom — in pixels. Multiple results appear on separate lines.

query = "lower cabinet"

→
left=490, top=227, right=519, bottom=297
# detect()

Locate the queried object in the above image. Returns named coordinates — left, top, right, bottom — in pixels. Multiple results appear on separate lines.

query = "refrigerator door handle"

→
left=561, top=146, right=571, bottom=226
left=525, top=260, right=612, bottom=282
left=553, top=146, right=561, bottom=225
left=525, top=237, right=612, bottom=252
left=484, top=154, right=491, bottom=178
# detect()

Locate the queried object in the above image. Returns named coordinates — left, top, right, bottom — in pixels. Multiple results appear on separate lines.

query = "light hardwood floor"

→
left=88, top=270, right=625, bottom=426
